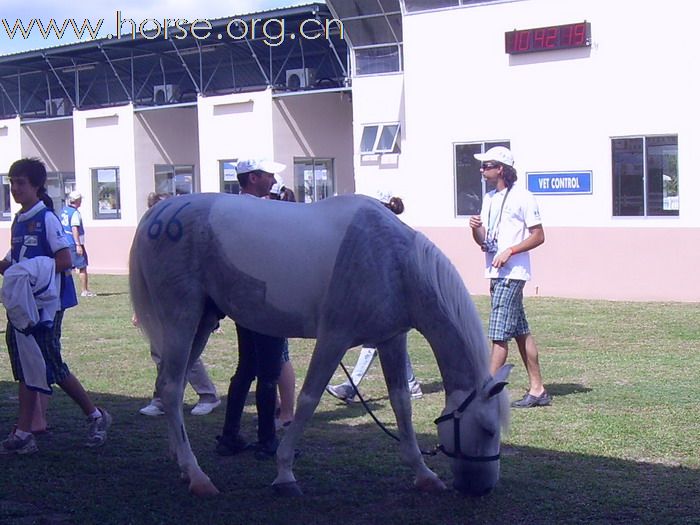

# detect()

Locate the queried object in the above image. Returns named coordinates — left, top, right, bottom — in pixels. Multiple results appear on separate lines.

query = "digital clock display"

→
left=505, top=22, right=591, bottom=54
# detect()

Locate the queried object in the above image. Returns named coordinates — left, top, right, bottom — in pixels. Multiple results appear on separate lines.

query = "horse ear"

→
left=484, top=364, right=514, bottom=398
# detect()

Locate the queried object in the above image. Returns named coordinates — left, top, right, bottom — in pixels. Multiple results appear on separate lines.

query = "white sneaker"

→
left=191, top=399, right=221, bottom=416
left=139, top=403, right=165, bottom=416
left=81, top=290, right=97, bottom=297
left=86, top=408, right=112, bottom=448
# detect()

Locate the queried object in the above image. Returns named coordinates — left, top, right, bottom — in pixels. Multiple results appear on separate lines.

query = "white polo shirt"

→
left=479, top=182, right=542, bottom=281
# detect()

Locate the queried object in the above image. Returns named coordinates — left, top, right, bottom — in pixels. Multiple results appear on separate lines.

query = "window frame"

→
left=154, top=164, right=196, bottom=196
left=91, top=167, right=121, bottom=220
left=611, top=134, right=679, bottom=217
left=360, top=122, right=401, bottom=154
left=453, top=140, right=510, bottom=217
left=293, top=157, right=335, bottom=203
left=219, top=159, right=240, bottom=195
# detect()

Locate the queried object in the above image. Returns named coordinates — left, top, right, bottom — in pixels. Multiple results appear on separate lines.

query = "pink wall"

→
left=420, top=226, right=700, bottom=302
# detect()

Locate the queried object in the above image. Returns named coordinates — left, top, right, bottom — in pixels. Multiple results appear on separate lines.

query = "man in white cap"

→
left=60, top=191, right=95, bottom=297
left=216, top=158, right=294, bottom=459
left=468, top=146, right=550, bottom=408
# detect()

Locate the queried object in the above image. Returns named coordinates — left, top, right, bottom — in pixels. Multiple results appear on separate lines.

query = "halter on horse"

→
left=129, top=193, right=511, bottom=497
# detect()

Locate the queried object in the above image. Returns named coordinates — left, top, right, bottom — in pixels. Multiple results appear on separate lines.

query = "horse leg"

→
left=158, top=308, right=220, bottom=497
left=377, top=333, right=447, bottom=492
left=273, top=336, right=350, bottom=496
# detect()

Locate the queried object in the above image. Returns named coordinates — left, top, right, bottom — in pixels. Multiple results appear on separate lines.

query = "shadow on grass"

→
left=545, top=382, right=592, bottom=397
left=0, top=382, right=698, bottom=525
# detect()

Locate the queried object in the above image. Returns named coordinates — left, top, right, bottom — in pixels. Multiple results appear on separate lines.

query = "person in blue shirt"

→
left=0, top=158, right=111, bottom=455
left=59, top=191, right=96, bottom=297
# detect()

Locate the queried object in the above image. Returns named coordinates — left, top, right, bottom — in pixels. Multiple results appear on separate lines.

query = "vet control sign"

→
left=527, top=171, right=592, bottom=195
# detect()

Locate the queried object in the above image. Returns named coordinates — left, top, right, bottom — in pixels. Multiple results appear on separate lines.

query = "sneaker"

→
left=215, top=434, right=250, bottom=456
left=86, top=408, right=112, bottom=447
left=325, top=384, right=357, bottom=402
left=0, top=430, right=38, bottom=455
left=139, top=402, right=165, bottom=417
left=511, top=390, right=552, bottom=408
left=409, top=382, right=424, bottom=400
left=80, top=290, right=97, bottom=297
left=191, top=399, right=221, bottom=416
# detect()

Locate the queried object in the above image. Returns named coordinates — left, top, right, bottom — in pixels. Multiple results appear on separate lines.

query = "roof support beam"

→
left=98, top=44, right=133, bottom=102
left=42, top=54, right=76, bottom=108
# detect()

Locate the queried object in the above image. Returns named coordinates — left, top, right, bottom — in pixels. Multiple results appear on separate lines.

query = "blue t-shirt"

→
left=11, top=202, right=78, bottom=310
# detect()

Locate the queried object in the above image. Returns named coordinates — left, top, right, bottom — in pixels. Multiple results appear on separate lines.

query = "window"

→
left=92, top=167, right=121, bottom=219
left=219, top=160, right=240, bottom=194
left=454, top=140, right=510, bottom=216
left=46, top=171, right=76, bottom=211
left=294, top=158, right=335, bottom=203
left=1, top=175, right=11, bottom=221
left=154, top=164, right=195, bottom=196
left=360, top=123, right=400, bottom=154
left=612, top=135, right=678, bottom=216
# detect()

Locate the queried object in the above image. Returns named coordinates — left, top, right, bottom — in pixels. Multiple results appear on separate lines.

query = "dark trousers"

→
left=222, top=323, right=285, bottom=445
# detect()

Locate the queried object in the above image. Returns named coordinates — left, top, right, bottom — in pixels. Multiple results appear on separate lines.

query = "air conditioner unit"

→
left=286, top=68, right=316, bottom=89
left=153, top=84, right=180, bottom=105
left=45, top=97, right=69, bottom=116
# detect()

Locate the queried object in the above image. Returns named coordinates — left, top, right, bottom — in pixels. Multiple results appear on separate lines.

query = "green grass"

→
left=1, top=275, right=698, bottom=525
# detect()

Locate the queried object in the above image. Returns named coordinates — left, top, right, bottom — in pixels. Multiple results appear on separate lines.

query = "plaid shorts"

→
left=6, top=310, right=71, bottom=386
left=488, top=278, right=530, bottom=342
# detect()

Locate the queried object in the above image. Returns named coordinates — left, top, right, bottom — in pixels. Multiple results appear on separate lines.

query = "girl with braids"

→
left=0, top=158, right=111, bottom=454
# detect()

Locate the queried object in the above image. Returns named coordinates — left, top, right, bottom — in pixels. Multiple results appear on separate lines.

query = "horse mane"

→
left=409, top=232, right=491, bottom=382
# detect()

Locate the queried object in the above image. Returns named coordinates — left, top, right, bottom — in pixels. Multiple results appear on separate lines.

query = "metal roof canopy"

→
left=0, top=3, right=349, bottom=120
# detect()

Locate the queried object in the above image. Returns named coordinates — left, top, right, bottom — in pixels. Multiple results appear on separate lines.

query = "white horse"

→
left=129, top=193, right=512, bottom=497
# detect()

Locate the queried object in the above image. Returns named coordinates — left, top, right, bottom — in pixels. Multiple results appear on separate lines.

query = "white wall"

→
left=351, top=74, right=405, bottom=199
left=197, top=89, right=279, bottom=190
left=72, top=104, right=138, bottom=226
left=400, top=0, right=699, bottom=229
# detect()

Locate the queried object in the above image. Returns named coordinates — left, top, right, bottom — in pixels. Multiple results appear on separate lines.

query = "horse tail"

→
left=128, top=229, right=162, bottom=351
left=409, top=232, right=490, bottom=375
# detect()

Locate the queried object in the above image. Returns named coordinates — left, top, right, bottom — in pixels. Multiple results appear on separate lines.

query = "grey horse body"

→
left=129, top=192, right=510, bottom=497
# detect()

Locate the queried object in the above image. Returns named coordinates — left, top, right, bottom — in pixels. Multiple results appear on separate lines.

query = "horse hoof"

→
left=190, top=481, right=220, bottom=497
left=272, top=482, right=303, bottom=497
left=415, top=477, right=447, bottom=493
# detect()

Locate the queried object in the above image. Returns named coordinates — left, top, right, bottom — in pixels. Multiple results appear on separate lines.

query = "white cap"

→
left=473, top=146, right=514, bottom=167
left=270, top=175, right=286, bottom=195
left=236, top=158, right=286, bottom=175
left=68, top=190, right=82, bottom=202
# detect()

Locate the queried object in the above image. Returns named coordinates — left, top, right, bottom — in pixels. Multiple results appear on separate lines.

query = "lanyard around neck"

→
left=486, top=187, right=511, bottom=239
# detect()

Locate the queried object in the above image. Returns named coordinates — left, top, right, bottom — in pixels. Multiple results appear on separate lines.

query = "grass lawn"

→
left=0, top=275, right=698, bottom=525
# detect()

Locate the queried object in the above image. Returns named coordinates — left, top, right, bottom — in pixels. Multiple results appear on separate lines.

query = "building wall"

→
left=351, top=74, right=405, bottom=198
left=72, top=104, right=137, bottom=273
left=197, top=90, right=277, bottom=190
left=20, top=119, right=75, bottom=172
left=133, top=106, right=200, bottom=217
left=360, top=0, right=698, bottom=301
left=272, top=91, right=355, bottom=195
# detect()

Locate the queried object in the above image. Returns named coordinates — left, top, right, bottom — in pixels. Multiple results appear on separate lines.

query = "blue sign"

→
left=527, top=171, right=592, bottom=194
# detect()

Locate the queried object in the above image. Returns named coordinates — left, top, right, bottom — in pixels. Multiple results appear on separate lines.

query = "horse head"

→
left=435, top=364, right=512, bottom=496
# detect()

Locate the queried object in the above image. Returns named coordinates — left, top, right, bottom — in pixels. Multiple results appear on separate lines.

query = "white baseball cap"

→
left=236, top=159, right=286, bottom=175
left=473, top=146, right=514, bottom=167
left=68, top=190, right=82, bottom=202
